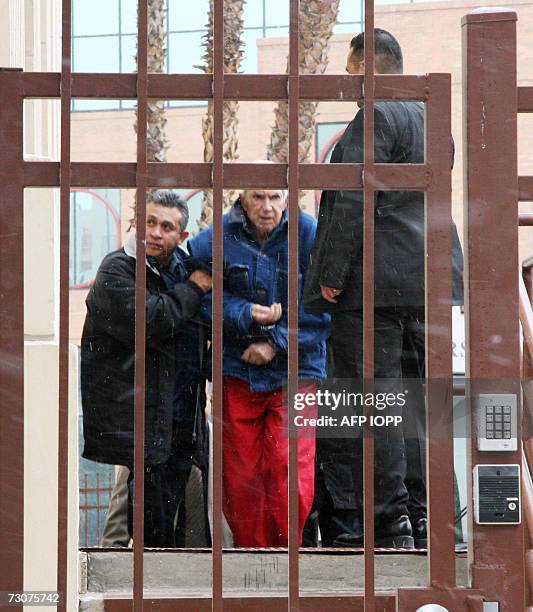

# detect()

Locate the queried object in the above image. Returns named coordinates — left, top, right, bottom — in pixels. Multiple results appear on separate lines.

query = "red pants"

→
left=222, top=377, right=316, bottom=547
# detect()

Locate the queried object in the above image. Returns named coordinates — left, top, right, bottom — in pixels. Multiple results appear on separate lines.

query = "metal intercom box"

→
left=473, top=464, right=521, bottom=525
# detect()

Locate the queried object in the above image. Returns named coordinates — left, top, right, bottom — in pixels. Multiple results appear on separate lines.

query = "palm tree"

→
left=198, top=0, right=246, bottom=229
left=267, top=0, right=340, bottom=169
left=134, top=0, right=169, bottom=207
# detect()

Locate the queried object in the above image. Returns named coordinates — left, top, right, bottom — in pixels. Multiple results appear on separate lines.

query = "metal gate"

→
left=0, top=1, right=529, bottom=610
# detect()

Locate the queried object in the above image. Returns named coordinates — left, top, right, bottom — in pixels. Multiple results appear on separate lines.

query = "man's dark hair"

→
left=128, top=190, right=190, bottom=232
left=147, top=190, right=190, bottom=231
left=350, top=28, right=403, bottom=74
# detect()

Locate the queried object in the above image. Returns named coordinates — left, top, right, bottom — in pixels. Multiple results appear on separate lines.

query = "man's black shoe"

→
left=413, top=517, right=427, bottom=549
left=375, top=515, right=414, bottom=549
left=332, top=532, right=364, bottom=547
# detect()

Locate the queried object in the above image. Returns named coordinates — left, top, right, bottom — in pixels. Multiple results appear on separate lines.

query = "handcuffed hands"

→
left=241, top=341, right=277, bottom=365
left=251, top=302, right=282, bottom=325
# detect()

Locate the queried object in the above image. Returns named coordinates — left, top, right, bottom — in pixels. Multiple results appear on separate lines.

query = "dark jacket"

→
left=81, top=235, right=206, bottom=466
left=303, top=101, right=464, bottom=313
left=189, top=201, right=330, bottom=392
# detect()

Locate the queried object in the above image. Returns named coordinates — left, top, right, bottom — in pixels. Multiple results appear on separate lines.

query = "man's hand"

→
left=189, top=269, right=212, bottom=293
left=251, top=302, right=282, bottom=325
left=241, top=341, right=277, bottom=366
left=320, top=284, right=343, bottom=303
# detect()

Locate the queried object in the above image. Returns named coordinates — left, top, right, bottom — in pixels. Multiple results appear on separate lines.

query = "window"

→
left=70, top=189, right=122, bottom=288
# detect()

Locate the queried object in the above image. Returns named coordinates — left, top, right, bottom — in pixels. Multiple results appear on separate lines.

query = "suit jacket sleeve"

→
left=88, top=253, right=203, bottom=349
left=317, top=106, right=395, bottom=290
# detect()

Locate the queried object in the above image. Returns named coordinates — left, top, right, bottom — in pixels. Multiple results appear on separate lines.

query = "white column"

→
left=0, top=0, right=24, bottom=67
left=19, top=1, right=79, bottom=611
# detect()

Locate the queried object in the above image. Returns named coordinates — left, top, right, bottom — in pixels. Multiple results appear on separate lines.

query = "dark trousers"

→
left=400, top=319, right=427, bottom=523
left=127, top=418, right=194, bottom=548
left=302, top=457, right=362, bottom=547
left=328, top=307, right=426, bottom=526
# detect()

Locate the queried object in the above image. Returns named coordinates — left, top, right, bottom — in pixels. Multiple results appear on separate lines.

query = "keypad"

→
left=486, top=405, right=512, bottom=439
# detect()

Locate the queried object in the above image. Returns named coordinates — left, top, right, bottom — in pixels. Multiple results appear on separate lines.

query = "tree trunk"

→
left=134, top=0, right=169, bottom=218
left=267, top=0, right=340, bottom=170
left=198, top=0, right=246, bottom=229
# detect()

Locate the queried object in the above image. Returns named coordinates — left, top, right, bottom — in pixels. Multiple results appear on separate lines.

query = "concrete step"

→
left=80, top=549, right=468, bottom=600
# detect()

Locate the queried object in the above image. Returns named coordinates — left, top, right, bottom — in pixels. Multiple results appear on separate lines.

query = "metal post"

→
left=462, top=8, right=525, bottom=611
left=425, top=72, right=455, bottom=588
left=212, top=0, right=225, bottom=610
left=0, top=67, right=24, bottom=610
left=133, top=1, right=148, bottom=610
left=288, top=0, right=300, bottom=609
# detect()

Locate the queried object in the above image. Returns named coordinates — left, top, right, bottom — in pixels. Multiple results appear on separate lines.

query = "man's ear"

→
left=179, top=231, right=189, bottom=243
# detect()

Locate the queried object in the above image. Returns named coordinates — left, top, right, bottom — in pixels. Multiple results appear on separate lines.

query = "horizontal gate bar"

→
left=18, top=72, right=430, bottom=101
left=520, top=213, right=533, bottom=225
left=520, top=176, right=533, bottom=201
left=22, top=161, right=431, bottom=190
left=518, top=86, right=533, bottom=112
left=98, top=594, right=396, bottom=612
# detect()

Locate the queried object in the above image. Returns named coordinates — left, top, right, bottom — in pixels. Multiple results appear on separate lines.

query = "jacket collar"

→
left=123, top=232, right=160, bottom=276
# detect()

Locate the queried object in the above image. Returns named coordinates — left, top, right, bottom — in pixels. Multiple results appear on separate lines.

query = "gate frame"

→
left=0, top=1, right=529, bottom=611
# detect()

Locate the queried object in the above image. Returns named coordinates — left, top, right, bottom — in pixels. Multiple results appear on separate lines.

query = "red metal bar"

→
left=362, top=12, right=376, bottom=612
left=424, top=73, right=455, bottom=588
left=521, top=275, right=533, bottom=357
left=522, top=264, right=533, bottom=456
left=84, top=474, right=88, bottom=548
left=462, top=8, right=525, bottom=611
left=99, top=594, right=397, bottom=612
left=57, top=0, right=72, bottom=608
left=96, top=473, right=101, bottom=542
left=520, top=177, right=533, bottom=202
left=134, top=1, right=149, bottom=610
left=212, top=0, right=224, bottom=610
left=521, top=264, right=533, bottom=604
left=518, top=87, right=533, bottom=112
left=21, top=161, right=432, bottom=190
left=17, top=71, right=431, bottom=102
left=0, top=68, right=24, bottom=610
left=397, top=587, right=484, bottom=610
left=522, top=446, right=533, bottom=607
left=287, top=0, right=300, bottom=609
left=300, top=163, right=430, bottom=191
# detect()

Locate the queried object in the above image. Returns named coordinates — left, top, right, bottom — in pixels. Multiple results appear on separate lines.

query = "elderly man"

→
left=303, top=29, right=463, bottom=548
left=81, top=190, right=211, bottom=547
left=189, top=188, right=330, bottom=547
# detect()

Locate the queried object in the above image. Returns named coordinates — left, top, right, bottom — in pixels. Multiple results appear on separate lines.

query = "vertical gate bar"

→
left=57, top=0, right=72, bottom=608
left=362, top=8, right=375, bottom=612
left=0, top=69, right=24, bottom=609
left=212, top=0, right=224, bottom=609
left=287, top=0, right=300, bottom=610
left=134, top=1, right=148, bottom=610
left=424, top=72, right=455, bottom=587
left=462, top=9, right=525, bottom=612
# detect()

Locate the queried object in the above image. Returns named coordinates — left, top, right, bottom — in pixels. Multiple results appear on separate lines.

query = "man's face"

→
left=346, top=50, right=364, bottom=75
left=240, top=189, right=288, bottom=237
left=144, top=202, right=188, bottom=264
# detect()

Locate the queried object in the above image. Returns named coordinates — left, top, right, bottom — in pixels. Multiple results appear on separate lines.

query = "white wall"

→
left=1, top=0, right=79, bottom=609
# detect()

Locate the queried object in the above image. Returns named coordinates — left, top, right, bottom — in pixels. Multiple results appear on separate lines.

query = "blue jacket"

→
left=189, top=201, right=330, bottom=392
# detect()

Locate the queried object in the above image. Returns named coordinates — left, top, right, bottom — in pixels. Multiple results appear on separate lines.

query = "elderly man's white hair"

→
left=240, top=160, right=288, bottom=200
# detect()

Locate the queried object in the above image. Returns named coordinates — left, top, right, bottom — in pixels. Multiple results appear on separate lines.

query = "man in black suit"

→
left=303, top=29, right=463, bottom=548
